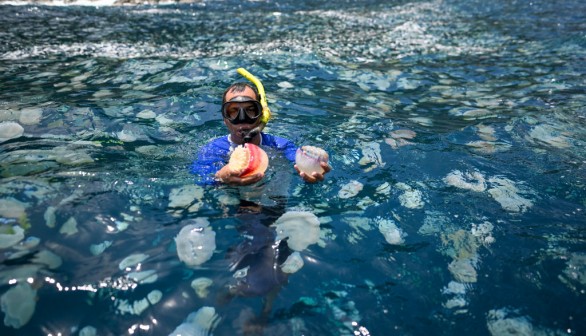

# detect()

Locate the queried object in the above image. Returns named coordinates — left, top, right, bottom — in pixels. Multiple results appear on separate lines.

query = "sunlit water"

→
left=0, top=0, right=585, bottom=335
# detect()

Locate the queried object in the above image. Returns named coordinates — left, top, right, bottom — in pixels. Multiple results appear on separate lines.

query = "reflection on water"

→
left=0, top=0, right=585, bottom=335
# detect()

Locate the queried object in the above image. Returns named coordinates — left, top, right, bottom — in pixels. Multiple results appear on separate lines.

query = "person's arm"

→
left=190, top=137, right=231, bottom=186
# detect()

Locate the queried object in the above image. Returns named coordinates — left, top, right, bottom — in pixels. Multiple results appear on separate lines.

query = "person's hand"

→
left=294, top=162, right=331, bottom=183
left=215, top=165, right=264, bottom=186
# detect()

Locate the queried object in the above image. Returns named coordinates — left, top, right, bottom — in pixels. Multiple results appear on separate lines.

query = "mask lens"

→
left=244, top=104, right=261, bottom=119
left=222, top=101, right=262, bottom=124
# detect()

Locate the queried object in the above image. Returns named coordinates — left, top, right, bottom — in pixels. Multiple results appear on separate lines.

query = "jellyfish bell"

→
left=175, top=219, right=216, bottom=267
left=295, top=145, right=329, bottom=175
left=227, top=143, right=269, bottom=177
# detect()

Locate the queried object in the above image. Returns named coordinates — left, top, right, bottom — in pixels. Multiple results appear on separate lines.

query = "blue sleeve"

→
left=190, top=136, right=231, bottom=186
left=260, top=133, right=298, bottom=162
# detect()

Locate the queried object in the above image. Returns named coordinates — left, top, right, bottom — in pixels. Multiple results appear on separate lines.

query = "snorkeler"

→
left=190, top=70, right=331, bottom=186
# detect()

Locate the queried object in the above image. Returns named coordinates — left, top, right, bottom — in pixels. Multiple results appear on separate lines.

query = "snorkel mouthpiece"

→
left=242, top=127, right=261, bottom=143
left=237, top=68, right=271, bottom=126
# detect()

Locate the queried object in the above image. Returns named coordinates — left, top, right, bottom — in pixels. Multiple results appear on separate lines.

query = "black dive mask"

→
left=221, top=96, right=262, bottom=124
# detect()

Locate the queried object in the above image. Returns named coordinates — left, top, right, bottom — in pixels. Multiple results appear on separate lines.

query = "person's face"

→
left=223, top=86, right=262, bottom=144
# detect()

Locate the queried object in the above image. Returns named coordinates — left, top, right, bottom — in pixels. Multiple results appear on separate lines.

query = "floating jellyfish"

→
left=59, top=216, right=78, bottom=236
left=90, top=240, right=113, bottom=256
left=385, top=129, right=416, bottom=149
left=127, top=270, right=158, bottom=284
left=338, top=180, right=364, bottom=199
left=448, top=258, right=478, bottom=283
left=281, top=252, right=304, bottom=274
left=1, top=283, right=37, bottom=329
left=175, top=218, right=216, bottom=267
left=560, top=253, right=586, bottom=293
left=119, top=253, right=149, bottom=271
left=396, top=183, right=424, bottom=209
left=486, top=308, right=534, bottom=336
left=0, top=121, right=24, bottom=142
left=0, top=197, right=28, bottom=219
left=377, top=218, right=406, bottom=245
left=18, top=107, right=43, bottom=125
left=487, top=177, right=533, bottom=213
left=78, top=326, right=97, bottom=336
left=169, top=306, right=221, bottom=336
left=0, top=226, right=25, bottom=249
left=115, top=290, right=162, bottom=316
left=168, top=185, right=204, bottom=215
left=358, top=141, right=384, bottom=172
left=272, top=211, right=320, bottom=251
left=443, top=170, right=487, bottom=192
left=295, top=146, right=329, bottom=175
left=527, top=124, right=571, bottom=149
left=191, top=277, right=213, bottom=298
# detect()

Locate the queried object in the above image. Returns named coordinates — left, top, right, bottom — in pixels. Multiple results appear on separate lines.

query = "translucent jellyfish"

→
left=560, top=253, right=586, bottom=290
left=59, top=216, right=78, bottom=236
left=31, top=249, right=62, bottom=269
left=385, top=129, right=416, bottom=149
left=471, top=221, right=495, bottom=245
left=448, top=258, right=478, bottom=283
left=272, top=211, right=320, bottom=251
left=0, top=226, right=25, bottom=249
left=53, top=146, right=94, bottom=165
left=0, top=121, right=24, bottom=142
left=44, top=206, right=56, bottom=228
left=175, top=218, right=216, bottom=267
left=18, top=107, right=43, bottom=125
left=487, top=177, right=533, bottom=213
left=358, top=141, right=385, bottom=172
left=168, top=185, right=204, bottom=214
left=1, top=283, right=37, bottom=329
left=396, top=183, right=424, bottom=209
left=127, top=270, right=158, bottom=284
left=90, top=240, right=113, bottom=256
left=278, top=81, right=294, bottom=89
left=0, top=197, right=28, bottom=219
left=466, top=140, right=511, bottom=154
left=281, top=252, right=304, bottom=273
left=377, top=218, right=406, bottom=245
left=119, top=253, right=149, bottom=271
left=78, top=326, right=97, bottom=336
left=169, top=306, right=221, bottom=336
left=443, top=170, right=487, bottom=192
left=338, top=180, right=364, bottom=199
left=527, top=124, right=570, bottom=149
left=115, top=290, right=162, bottom=316
left=136, top=110, right=156, bottom=119
left=147, top=290, right=162, bottom=305
left=191, top=277, right=213, bottom=298
left=486, top=308, right=533, bottom=336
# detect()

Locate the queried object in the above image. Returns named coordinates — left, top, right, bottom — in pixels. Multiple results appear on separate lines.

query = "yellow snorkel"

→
left=237, top=68, right=271, bottom=126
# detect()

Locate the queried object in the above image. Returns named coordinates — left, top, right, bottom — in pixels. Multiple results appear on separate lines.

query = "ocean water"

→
left=0, top=0, right=585, bottom=335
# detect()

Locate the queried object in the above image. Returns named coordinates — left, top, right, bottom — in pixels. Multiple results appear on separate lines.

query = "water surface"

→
left=0, top=0, right=585, bottom=335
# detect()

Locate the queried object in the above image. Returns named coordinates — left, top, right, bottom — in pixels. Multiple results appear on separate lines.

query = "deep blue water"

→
left=0, top=0, right=585, bottom=335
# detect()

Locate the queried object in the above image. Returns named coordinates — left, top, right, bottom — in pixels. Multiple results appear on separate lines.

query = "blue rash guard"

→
left=190, top=132, right=298, bottom=185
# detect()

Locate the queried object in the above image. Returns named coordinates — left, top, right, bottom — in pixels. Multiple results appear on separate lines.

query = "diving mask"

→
left=221, top=96, right=262, bottom=124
